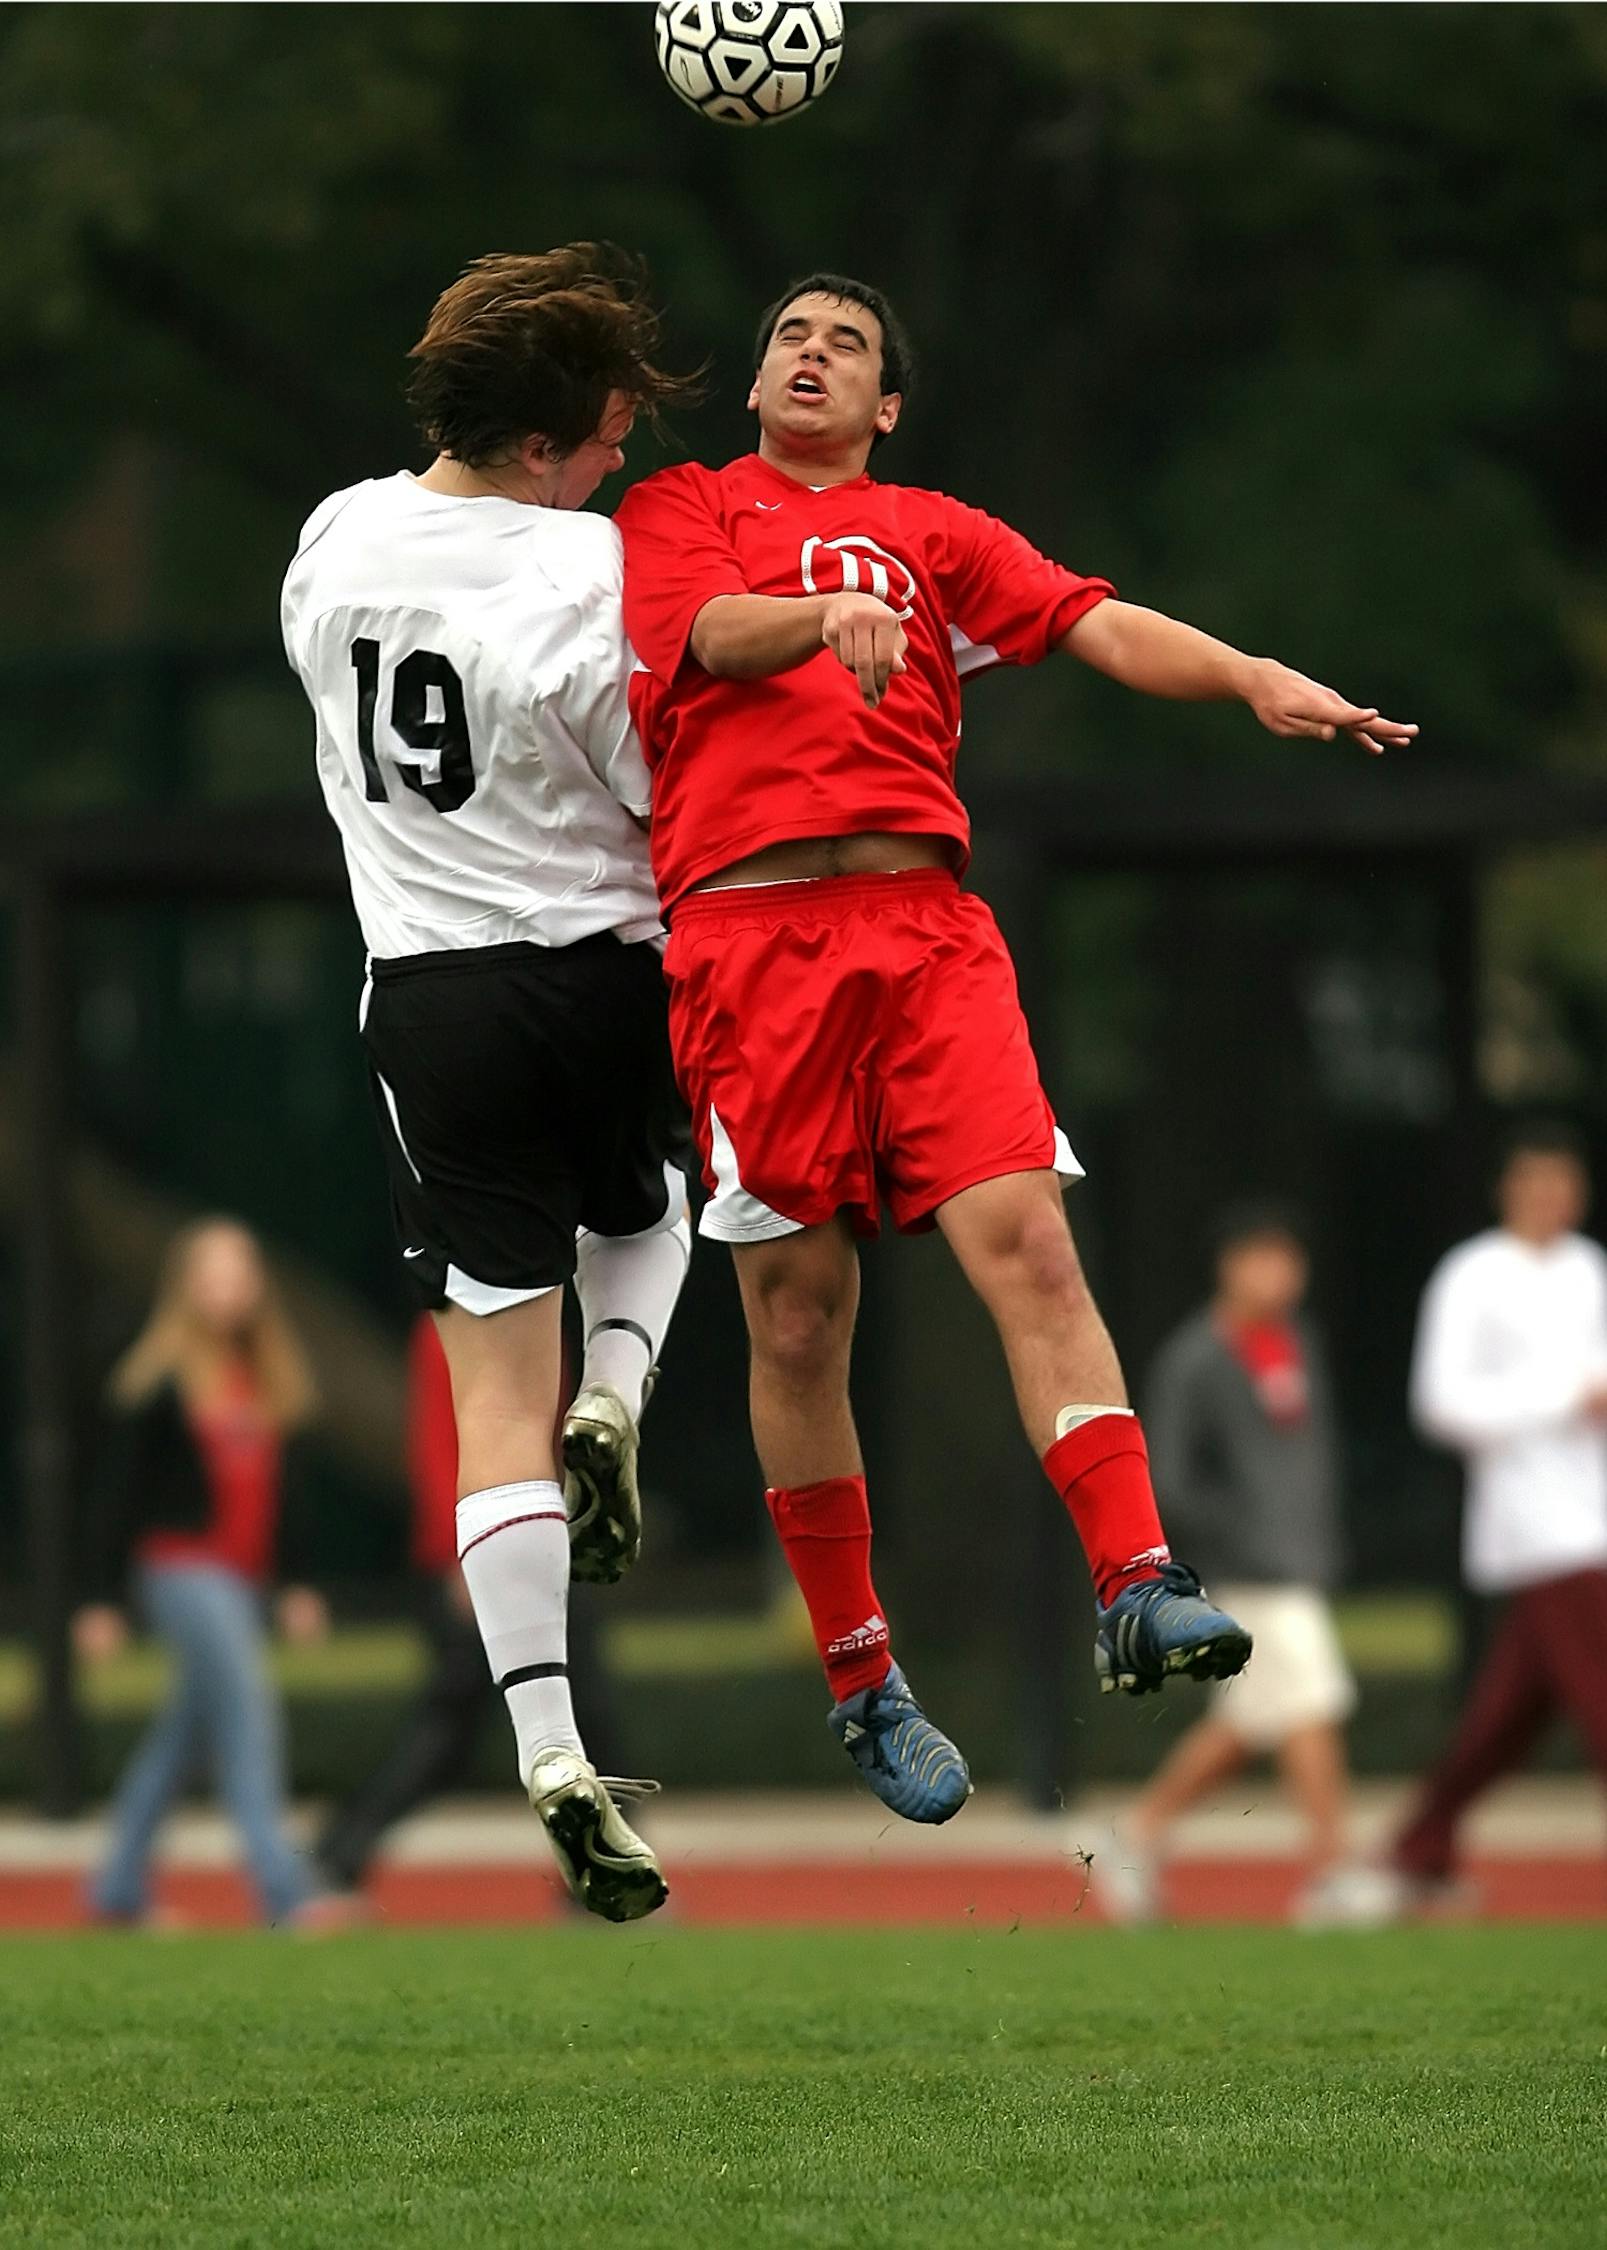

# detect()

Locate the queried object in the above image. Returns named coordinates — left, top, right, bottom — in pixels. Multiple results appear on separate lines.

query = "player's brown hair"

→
left=407, top=244, right=702, bottom=467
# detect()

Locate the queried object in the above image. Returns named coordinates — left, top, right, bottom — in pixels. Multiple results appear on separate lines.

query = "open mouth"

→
left=787, top=372, right=828, bottom=402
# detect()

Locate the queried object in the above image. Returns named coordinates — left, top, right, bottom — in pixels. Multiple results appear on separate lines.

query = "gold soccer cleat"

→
left=526, top=1749, right=667, bottom=1924
left=562, top=1382, right=645, bottom=1585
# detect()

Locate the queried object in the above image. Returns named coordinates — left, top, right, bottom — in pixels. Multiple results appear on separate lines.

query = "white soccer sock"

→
left=575, top=1196, right=691, bottom=1423
left=456, top=1481, right=585, bottom=1783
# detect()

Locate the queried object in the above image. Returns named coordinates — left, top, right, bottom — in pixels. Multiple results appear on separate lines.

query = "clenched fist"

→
left=821, top=592, right=908, bottom=711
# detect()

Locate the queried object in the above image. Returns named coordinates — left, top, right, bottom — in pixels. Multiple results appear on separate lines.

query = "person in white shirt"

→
left=282, top=245, right=700, bottom=1922
left=1392, top=1121, right=1607, bottom=1898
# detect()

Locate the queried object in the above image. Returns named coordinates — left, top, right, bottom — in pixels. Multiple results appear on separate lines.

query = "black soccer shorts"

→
left=360, top=934, right=689, bottom=1314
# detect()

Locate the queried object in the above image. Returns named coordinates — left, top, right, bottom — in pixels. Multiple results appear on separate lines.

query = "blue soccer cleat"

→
left=827, top=1662, right=972, bottom=1824
left=1094, top=1562, right=1253, bottom=1697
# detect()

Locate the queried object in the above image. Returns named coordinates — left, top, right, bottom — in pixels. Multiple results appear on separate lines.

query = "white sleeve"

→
left=566, top=528, right=653, bottom=820
left=1409, top=1252, right=1592, bottom=1449
left=280, top=489, right=354, bottom=675
left=279, top=563, right=303, bottom=673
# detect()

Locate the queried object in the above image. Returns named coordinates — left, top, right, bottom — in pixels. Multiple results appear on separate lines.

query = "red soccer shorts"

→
left=664, top=869, right=1081, bottom=1241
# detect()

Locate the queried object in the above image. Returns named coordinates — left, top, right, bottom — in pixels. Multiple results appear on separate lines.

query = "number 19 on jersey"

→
left=350, top=638, right=478, bottom=813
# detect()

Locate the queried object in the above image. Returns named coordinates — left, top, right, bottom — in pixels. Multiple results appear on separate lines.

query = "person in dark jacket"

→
left=1095, top=1205, right=1375, bottom=1926
left=73, top=1218, right=346, bottom=1928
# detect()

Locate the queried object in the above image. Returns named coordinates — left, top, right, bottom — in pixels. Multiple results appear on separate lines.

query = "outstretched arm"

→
left=1062, top=599, right=1417, bottom=758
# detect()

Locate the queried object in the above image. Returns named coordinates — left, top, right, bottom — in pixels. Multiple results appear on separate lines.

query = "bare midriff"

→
left=693, top=832, right=955, bottom=891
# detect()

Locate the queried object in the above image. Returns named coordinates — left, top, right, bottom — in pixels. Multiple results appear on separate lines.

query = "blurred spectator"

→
left=312, top=1317, right=627, bottom=1898
left=1097, top=1205, right=1372, bottom=1926
left=1389, top=1123, right=1607, bottom=1906
left=73, top=1219, right=348, bottom=1929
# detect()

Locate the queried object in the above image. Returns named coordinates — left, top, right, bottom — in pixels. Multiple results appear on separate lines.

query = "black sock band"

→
left=498, top=1661, right=568, bottom=1690
left=587, top=1316, right=654, bottom=1356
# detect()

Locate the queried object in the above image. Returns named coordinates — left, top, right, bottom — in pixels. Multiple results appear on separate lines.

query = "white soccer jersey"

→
left=281, top=473, right=661, bottom=958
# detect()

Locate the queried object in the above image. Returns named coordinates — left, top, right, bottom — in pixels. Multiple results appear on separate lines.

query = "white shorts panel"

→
left=1052, top=1126, right=1085, bottom=1185
left=443, top=1265, right=560, bottom=1318
left=1209, top=1584, right=1356, bottom=1751
left=697, top=1103, right=806, bottom=1244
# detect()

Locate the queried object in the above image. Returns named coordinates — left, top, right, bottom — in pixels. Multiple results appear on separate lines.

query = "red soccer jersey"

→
left=616, top=452, right=1113, bottom=908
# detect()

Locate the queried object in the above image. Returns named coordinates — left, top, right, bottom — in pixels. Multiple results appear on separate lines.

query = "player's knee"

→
left=989, top=1199, right=1088, bottom=1312
left=747, top=1280, right=852, bottom=1382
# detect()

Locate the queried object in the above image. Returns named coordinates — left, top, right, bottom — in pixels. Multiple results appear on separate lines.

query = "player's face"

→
left=546, top=391, right=637, bottom=509
left=1499, top=1151, right=1589, bottom=1243
left=749, top=293, right=901, bottom=454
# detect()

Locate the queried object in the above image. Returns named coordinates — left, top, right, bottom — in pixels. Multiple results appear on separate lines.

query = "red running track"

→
left=4, top=1856, right=1602, bottom=1930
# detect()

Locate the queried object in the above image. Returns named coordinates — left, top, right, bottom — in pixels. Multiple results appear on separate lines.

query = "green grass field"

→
left=3, top=1926, right=1603, bottom=2248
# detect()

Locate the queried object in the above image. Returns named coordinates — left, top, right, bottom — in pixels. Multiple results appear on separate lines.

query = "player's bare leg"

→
left=734, top=1216, right=863, bottom=1488
left=435, top=1294, right=666, bottom=1921
left=732, top=1220, right=969, bottom=1822
left=937, top=1169, right=1252, bottom=1695
left=934, top=1169, right=1123, bottom=1447
left=438, top=1293, right=566, bottom=1495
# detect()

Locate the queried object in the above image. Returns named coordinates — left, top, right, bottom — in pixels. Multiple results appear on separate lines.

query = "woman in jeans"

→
left=74, top=1218, right=345, bottom=1928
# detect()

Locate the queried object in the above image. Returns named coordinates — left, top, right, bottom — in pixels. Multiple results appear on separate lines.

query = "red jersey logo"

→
left=799, top=534, right=917, bottom=621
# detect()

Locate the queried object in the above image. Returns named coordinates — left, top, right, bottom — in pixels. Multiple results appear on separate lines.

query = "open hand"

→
left=275, top=1585, right=330, bottom=1645
left=1248, top=659, right=1418, bottom=757
left=72, top=1604, right=128, bottom=1664
left=821, top=592, right=908, bottom=710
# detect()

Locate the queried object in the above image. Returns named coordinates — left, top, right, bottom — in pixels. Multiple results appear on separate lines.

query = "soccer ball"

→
left=654, top=1, right=845, bottom=128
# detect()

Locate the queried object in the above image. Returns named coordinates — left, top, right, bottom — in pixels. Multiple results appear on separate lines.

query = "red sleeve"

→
left=615, top=465, right=750, bottom=682
left=935, top=500, right=1114, bottom=677
left=407, top=1315, right=459, bottom=1574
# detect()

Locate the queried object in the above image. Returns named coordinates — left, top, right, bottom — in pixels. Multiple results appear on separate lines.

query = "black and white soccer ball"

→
left=654, top=1, right=845, bottom=128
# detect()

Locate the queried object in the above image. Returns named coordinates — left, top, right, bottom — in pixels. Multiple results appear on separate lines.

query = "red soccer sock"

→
left=765, top=1475, right=892, bottom=1701
left=1041, top=1413, right=1170, bottom=1608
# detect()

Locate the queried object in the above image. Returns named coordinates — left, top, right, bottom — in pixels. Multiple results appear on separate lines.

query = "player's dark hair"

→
left=754, top=272, right=914, bottom=402
left=407, top=244, right=703, bottom=466
left=1211, top=1200, right=1309, bottom=1261
left=1499, top=1118, right=1589, bottom=1173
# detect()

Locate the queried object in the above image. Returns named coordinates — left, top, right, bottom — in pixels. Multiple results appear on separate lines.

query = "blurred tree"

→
left=0, top=1, right=1603, bottom=787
